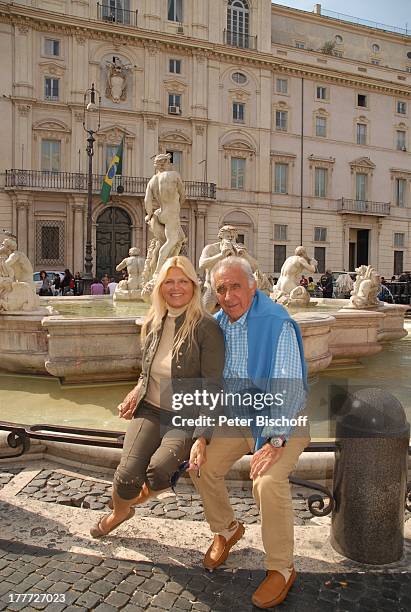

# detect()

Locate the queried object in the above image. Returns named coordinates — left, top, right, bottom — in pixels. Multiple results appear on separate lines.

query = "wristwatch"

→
left=268, top=437, right=286, bottom=448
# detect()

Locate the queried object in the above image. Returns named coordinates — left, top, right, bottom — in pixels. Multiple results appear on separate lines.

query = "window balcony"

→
left=96, top=3, right=138, bottom=26
left=337, top=198, right=390, bottom=216
left=223, top=29, right=257, bottom=50
left=4, top=170, right=217, bottom=200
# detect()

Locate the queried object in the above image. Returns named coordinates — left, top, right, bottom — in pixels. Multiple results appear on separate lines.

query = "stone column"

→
left=70, top=195, right=86, bottom=274
left=15, top=194, right=31, bottom=255
left=195, top=204, right=207, bottom=269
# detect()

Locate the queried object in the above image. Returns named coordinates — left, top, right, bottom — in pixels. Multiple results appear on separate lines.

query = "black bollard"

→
left=331, top=387, right=409, bottom=564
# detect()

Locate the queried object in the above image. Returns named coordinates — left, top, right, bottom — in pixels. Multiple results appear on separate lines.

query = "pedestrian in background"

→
left=90, top=278, right=104, bottom=295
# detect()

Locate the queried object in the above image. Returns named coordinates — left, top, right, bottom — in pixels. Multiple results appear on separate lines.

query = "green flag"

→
left=100, top=137, right=124, bottom=203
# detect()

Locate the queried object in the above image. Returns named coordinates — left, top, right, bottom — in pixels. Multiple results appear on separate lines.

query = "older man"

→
left=189, top=257, right=310, bottom=609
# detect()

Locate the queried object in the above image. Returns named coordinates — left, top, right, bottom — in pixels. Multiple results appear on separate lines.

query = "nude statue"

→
left=115, top=247, right=145, bottom=291
left=143, top=153, right=186, bottom=280
left=199, top=225, right=259, bottom=312
left=272, top=246, right=318, bottom=305
left=0, top=233, right=39, bottom=312
left=345, top=265, right=381, bottom=309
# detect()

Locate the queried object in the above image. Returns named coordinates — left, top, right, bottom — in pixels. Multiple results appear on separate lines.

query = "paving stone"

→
left=130, top=591, right=151, bottom=607
left=90, top=580, right=114, bottom=597
left=75, top=591, right=103, bottom=608
left=93, top=604, right=117, bottom=612
left=165, top=510, right=185, bottom=519
left=151, top=591, right=178, bottom=609
left=105, top=591, right=130, bottom=608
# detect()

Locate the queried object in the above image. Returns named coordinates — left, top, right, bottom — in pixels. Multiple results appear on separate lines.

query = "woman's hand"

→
left=188, top=437, right=207, bottom=472
left=117, top=382, right=141, bottom=420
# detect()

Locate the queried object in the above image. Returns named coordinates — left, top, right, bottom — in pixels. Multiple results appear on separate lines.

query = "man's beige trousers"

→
left=191, top=427, right=310, bottom=570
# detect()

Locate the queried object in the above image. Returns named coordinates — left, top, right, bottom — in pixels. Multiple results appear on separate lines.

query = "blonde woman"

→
left=91, top=255, right=224, bottom=537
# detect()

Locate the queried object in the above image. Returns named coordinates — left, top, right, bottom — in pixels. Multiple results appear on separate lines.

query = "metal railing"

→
left=5, top=170, right=217, bottom=200
left=320, top=8, right=410, bottom=37
left=96, top=2, right=138, bottom=27
left=337, top=198, right=391, bottom=216
left=0, top=420, right=336, bottom=516
left=223, top=29, right=257, bottom=50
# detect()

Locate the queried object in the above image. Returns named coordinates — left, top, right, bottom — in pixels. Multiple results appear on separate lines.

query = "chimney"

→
left=314, top=4, right=322, bottom=14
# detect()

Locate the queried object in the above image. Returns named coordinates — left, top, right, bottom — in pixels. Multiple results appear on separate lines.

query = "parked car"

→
left=33, top=271, right=64, bottom=294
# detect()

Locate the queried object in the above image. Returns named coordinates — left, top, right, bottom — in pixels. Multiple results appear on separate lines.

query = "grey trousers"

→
left=114, top=401, right=192, bottom=500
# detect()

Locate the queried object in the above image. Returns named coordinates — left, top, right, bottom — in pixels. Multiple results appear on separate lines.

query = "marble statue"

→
left=199, top=225, right=260, bottom=312
left=0, top=232, right=41, bottom=313
left=113, top=247, right=145, bottom=302
left=105, top=56, right=131, bottom=103
left=335, top=272, right=354, bottom=299
left=141, top=153, right=186, bottom=298
left=344, top=265, right=381, bottom=309
left=272, top=246, right=318, bottom=307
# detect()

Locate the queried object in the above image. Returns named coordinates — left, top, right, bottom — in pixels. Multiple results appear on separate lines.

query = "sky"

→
left=273, top=1, right=411, bottom=31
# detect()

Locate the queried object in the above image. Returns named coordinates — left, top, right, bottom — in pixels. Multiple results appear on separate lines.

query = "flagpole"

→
left=82, top=83, right=101, bottom=294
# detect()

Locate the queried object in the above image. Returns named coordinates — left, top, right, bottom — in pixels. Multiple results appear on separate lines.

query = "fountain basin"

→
left=0, top=298, right=408, bottom=383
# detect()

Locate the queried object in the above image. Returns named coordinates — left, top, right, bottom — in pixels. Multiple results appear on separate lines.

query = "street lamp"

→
left=82, top=83, right=101, bottom=293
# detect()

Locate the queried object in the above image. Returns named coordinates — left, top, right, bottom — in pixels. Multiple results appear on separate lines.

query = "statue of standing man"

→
left=141, top=153, right=186, bottom=297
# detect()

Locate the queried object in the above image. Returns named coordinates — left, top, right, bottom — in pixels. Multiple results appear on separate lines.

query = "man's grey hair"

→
left=211, top=257, right=255, bottom=290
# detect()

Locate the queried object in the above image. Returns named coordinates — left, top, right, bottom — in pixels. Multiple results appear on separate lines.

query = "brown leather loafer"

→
left=203, top=521, right=245, bottom=570
left=251, top=569, right=296, bottom=608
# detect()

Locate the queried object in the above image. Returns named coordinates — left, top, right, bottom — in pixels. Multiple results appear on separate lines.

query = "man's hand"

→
left=249, top=444, right=284, bottom=479
left=117, top=382, right=141, bottom=420
left=188, top=437, right=207, bottom=472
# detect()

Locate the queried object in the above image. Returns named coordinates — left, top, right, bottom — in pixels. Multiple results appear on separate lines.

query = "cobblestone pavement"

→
left=6, top=467, right=320, bottom=526
left=0, top=539, right=410, bottom=612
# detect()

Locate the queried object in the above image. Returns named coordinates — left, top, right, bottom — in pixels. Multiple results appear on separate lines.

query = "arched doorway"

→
left=96, top=207, right=131, bottom=279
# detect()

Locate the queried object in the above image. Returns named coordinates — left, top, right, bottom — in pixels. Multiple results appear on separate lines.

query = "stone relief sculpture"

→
left=105, top=56, right=131, bottom=103
left=0, top=232, right=41, bottom=313
left=344, top=265, right=381, bottom=309
left=199, top=225, right=261, bottom=313
left=141, top=153, right=186, bottom=299
left=113, top=247, right=145, bottom=302
left=272, top=246, right=318, bottom=307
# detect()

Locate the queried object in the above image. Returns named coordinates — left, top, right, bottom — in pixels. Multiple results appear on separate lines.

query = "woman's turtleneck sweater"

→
left=144, top=305, right=188, bottom=409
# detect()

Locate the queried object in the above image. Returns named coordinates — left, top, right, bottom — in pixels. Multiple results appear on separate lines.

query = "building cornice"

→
left=0, top=2, right=409, bottom=97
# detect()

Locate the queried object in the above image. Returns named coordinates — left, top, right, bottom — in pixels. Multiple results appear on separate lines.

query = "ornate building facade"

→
left=0, top=0, right=410, bottom=277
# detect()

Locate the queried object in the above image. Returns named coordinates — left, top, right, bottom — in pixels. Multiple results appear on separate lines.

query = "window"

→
left=169, top=59, right=181, bottom=74
left=274, top=163, right=288, bottom=194
left=397, top=101, right=407, bottom=114
left=231, top=157, right=245, bottom=189
left=371, top=59, right=380, bottom=65
left=35, top=220, right=65, bottom=266
left=274, top=244, right=286, bottom=273
left=168, top=0, right=183, bottom=22
left=356, top=173, right=367, bottom=201
left=274, top=224, right=287, bottom=241
left=357, top=123, right=367, bottom=145
left=335, top=35, right=343, bottom=44
left=396, top=130, right=406, bottom=150
left=105, top=144, right=119, bottom=169
left=394, top=250, right=403, bottom=276
left=315, top=168, right=327, bottom=197
left=232, top=71, right=247, bottom=84
left=315, top=116, right=327, bottom=138
left=295, top=41, right=305, bottom=49
left=314, top=247, right=326, bottom=273
left=275, top=110, right=288, bottom=131
left=44, top=38, right=60, bottom=57
left=357, top=93, right=368, bottom=108
left=276, top=78, right=288, bottom=94
left=394, top=232, right=405, bottom=248
left=101, top=0, right=131, bottom=24
left=166, top=150, right=182, bottom=174
left=227, top=0, right=250, bottom=48
left=44, top=77, right=59, bottom=101
left=232, top=102, right=245, bottom=122
left=316, top=86, right=328, bottom=100
left=168, top=93, right=182, bottom=113
left=41, top=140, right=61, bottom=172
left=372, top=43, right=380, bottom=53
left=314, top=227, right=327, bottom=242
left=395, top=178, right=406, bottom=207
left=237, top=233, right=245, bottom=244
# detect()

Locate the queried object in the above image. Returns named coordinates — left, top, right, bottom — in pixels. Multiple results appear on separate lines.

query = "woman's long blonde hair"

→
left=141, top=256, right=203, bottom=359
